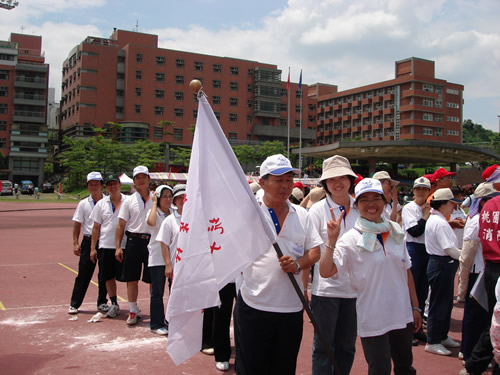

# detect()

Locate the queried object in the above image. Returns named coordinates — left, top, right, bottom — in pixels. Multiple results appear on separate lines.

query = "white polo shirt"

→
left=156, top=209, right=182, bottom=266
left=425, top=209, right=458, bottom=256
left=308, top=195, right=359, bottom=298
left=401, top=201, right=425, bottom=244
left=463, top=214, right=484, bottom=273
left=72, top=194, right=103, bottom=236
left=333, top=228, right=413, bottom=337
left=118, top=191, right=153, bottom=234
left=146, top=207, right=175, bottom=267
left=240, top=201, right=322, bottom=313
left=450, top=206, right=467, bottom=249
left=90, top=194, right=126, bottom=249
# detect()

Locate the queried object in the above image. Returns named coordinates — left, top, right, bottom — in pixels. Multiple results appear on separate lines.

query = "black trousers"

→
left=69, top=236, right=107, bottom=309
left=466, top=261, right=500, bottom=374
left=234, top=294, right=303, bottom=375
left=214, top=283, right=237, bottom=362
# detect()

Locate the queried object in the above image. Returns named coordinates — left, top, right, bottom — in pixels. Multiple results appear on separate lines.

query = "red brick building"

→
left=0, top=33, right=49, bottom=185
left=315, top=57, right=464, bottom=145
left=60, top=29, right=327, bottom=171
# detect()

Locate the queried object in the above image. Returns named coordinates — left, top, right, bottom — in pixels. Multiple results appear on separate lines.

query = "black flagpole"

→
left=272, top=242, right=342, bottom=375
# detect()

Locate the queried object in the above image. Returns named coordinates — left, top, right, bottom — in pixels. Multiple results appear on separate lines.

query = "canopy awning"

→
left=119, top=173, right=134, bottom=185
left=149, top=172, right=188, bottom=182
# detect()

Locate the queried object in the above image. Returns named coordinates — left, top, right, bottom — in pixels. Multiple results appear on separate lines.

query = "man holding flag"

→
left=235, top=154, right=322, bottom=375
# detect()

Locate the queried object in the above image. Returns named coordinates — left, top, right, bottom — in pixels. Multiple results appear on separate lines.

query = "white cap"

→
left=372, top=171, right=399, bottom=186
left=155, top=185, right=173, bottom=198
left=413, top=176, right=431, bottom=189
left=172, top=184, right=186, bottom=199
left=354, top=178, right=384, bottom=200
left=133, top=165, right=149, bottom=178
left=86, top=171, right=103, bottom=183
left=259, top=154, right=300, bottom=177
left=432, top=188, right=462, bottom=203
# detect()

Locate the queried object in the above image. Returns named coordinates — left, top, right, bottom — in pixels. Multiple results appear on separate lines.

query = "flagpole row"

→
left=271, top=242, right=342, bottom=375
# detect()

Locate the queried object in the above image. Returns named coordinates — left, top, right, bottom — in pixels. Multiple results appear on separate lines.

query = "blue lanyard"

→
left=268, top=208, right=281, bottom=235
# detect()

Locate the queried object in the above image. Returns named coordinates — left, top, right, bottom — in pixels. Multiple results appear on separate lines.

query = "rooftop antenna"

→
left=20, top=24, right=25, bottom=34
left=135, top=19, right=139, bottom=32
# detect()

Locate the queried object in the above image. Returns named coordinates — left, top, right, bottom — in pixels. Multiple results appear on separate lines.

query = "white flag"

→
left=166, top=93, right=276, bottom=365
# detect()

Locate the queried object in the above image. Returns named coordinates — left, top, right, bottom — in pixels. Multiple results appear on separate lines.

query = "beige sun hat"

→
left=291, top=187, right=304, bottom=201
left=320, top=155, right=357, bottom=182
left=372, top=171, right=399, bottom=186
left=306, top=187, right=326, bottom=208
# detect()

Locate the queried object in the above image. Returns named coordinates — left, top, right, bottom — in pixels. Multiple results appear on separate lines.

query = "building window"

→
left=174, top=108, right=184, bottom=117
left=248, top=84, right=253, bottom=93
left=176, top=75, right=184, bottom=84
left=447, top=130, right=459, bottom=136
left=0, top=103, right=7, bottom=114
left=435, top=114, right=442, bottom=122
left=295, top=105, right=301, bottom=113
left=247, top=115, right=252, bottom=124
left=194, top=61, right=203, bottom=71
left=136, top=53, right=143, bottom=63
left=174, top=128, right=183, bottom=140
left=175, top=91, right=184, bottom=101
left=423, top=113, right=433, bottom=121
left=0, top=86, right=7, bottom=97
left=214, top=112, right=220, bottom=120
left=230, top=97, right=238, bottom=106
left=213, top=80, right=221, bottom=89
left=423, top=99, right=434, bottom=107
left=228, top=132, right=237, bottom=144
left=435, top=99, right=442, bottom=108
left=0, top=120, right=6, bottom=131
left=295, top=120, right=301, bottom=127
left=153, top=126, right=163, bottom=139
left=296, top=90, right=302, bottom=99
left=230, top=82, right=238, bottom=91
left=156, top=56, right=165, bottom=66
left=279, top=103, right=287, bottom=112
left=248, top=100, right=252, bottom=108
left=176, top=59, right=184, bottom=68
left=212, top=96, right=221, bottom=104
left=248, top=69, right=253, bottom=77
left=446, top=88, right=459, bottom=95
left=193, top=109, right=198, bottom=119
left=230, top=66, right=239, bottom=75
left=193, top=94, right=198, bottom=102
left=135, top=87, right=141, bottom=96
left=229, top=113, right=237, bottom=122
left=135, top=104, right=141, bottom=114
left=423, top=127, right=433, bottom=135
left=435, top=128, right=443, bottom=136
left=136, top=70, right=142, bottom=80
left=423, top=84, right=433, bottom=92
left=308, top=115, right=315, bottom=122
left=447, top=116, right=460, bottom=122
left=446, top=102, right=460, bottom=109
left=213, top=64, right=222, bottom=73
left=155, top=89, right=164, bottom=99
left=156, top=72, right=165, bottom=82
left=0, top=70, right=9, bottom=80
left=116, top=106, right=123, bottom=114
left=155, top=106, right=164, bottom=115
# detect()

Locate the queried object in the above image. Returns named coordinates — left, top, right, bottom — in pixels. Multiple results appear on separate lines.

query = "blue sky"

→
left=1, top=0, right=499, bottom=132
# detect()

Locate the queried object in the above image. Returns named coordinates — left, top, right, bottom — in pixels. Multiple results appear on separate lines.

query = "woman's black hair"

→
left=430, top=200, right=448, bottom=210
left=320, top=175, right=356, bottom=197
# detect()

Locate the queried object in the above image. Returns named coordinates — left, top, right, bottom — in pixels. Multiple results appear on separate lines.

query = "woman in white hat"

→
left=308, top=155, right=359, bottom=375
left=320, top=178, right=421, bottom=374
left=423, top=188, right=462, bottom=356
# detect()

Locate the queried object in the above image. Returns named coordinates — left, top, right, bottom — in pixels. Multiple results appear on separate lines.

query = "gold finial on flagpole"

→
left=189, top=79, right=206, bottom=98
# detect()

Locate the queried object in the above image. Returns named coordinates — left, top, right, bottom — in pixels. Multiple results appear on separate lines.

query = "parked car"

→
left=41, top=182, right=54, bottom=193
left=20, top=180, right=34, bottom=194
left=0, top=180, right=13, bottom=195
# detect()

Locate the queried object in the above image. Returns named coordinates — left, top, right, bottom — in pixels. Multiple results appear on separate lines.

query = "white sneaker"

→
left=458, top=368, right=469, bottom=375
left=106, top=304, right=120, bottom=318
left=68, top=306, right=78, bottom=314
left=216, top=361, right=229, bottom=371
left=151, top=327, right=168, bottom=335
left=97, top=303, right=110, bottom=313
left=442, top=336, right=460, bottom=348
left=425, top=343, right=451, bottom=356
left=458, top=351, right=464, bottom=360
left=201, top=348, right=214, bottom=355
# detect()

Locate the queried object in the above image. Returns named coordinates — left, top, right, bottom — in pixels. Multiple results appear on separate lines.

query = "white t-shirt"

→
left=425, top=209, right=458, bottom=256
left=308, top=195, right=359, bottom=298
left=462, top=214, right=484, bottom=273
left=383, top=202, right=401, bottom=220
left=333, top=228, right=413, bottom=337
left=118, top=191, right=153, bottom=234
left=90, top=194, right=126, bottom=249
left=401, top=201, right=425, bottom=244
left=72, top=194, right=103, bottom=236
left=156, top=209, right=182, bottom=266
left=240, top=201, right=322, bottom=313
left=146, top=207, right=174, bottom=267
left=450, top=206, right=467, bottom=249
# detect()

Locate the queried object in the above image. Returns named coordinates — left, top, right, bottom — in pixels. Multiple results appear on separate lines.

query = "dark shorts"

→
left=120, top=236, right=151, bottom=283
left=98, top=248, right=123, bottom=282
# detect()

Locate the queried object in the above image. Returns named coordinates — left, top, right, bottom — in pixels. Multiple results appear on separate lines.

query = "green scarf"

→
left=354, top=217, right=404, bottom=252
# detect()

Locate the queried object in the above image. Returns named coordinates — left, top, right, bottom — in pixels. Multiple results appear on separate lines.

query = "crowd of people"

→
left=65, top=158, right=500, bottom=375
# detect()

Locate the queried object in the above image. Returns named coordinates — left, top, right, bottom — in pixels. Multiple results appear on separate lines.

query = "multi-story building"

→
left=315, top=57, right=464, bottom=145
left=60, top=29, right=330, bottom=171
left=0, top=33, right=49, bottom=184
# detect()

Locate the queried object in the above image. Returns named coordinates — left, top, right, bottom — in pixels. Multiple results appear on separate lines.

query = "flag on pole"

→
left=166, top=93, right=276, bottom=365
left=286, top=67, right=290, bottom=91
left=58, top=182, right=62, bottom=194
left=298, top=69, right=302, bottom=90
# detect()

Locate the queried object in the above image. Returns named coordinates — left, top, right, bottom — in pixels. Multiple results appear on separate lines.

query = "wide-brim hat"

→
left=320, top=155, right=357, bottom=182
left=473, top=182, right=500, bottom=199
left=291, top=187, right=304, bottom=201
left=432, top=188, right=462, bottom=203
left=172, top=184, right=186, bottom=199
left=372, top=171, right=399, bottom=186
left=306, top=187, right=326, bottom=208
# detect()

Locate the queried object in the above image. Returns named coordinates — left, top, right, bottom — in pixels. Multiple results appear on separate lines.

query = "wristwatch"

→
left=294, top=261, right=301, bottom=275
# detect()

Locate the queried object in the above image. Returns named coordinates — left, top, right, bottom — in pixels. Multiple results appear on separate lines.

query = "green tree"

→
left=59, top=136, right=96, bottom=189
left=232, top=144, right=256, bottom=173
left=462, top=119, right=496, bottom=144
left=255, top=140, right=286, bottom=162
left=129, top=140, right=163, bottom=169
left=171, top=147, right=192, bottom=167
